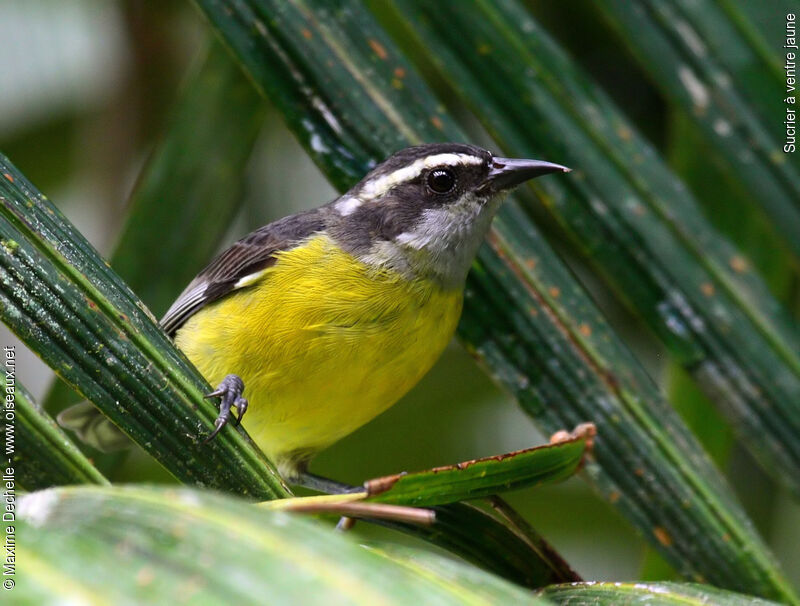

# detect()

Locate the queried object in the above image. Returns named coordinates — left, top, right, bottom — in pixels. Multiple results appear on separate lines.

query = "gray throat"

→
left=355, top=194, right=503, bottom=290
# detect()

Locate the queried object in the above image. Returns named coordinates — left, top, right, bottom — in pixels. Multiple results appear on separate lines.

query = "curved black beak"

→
left=481, top=157, right=570, bottom=195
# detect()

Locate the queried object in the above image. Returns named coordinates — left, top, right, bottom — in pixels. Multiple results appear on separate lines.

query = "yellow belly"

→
left=174, top=234, right=463, bottom=476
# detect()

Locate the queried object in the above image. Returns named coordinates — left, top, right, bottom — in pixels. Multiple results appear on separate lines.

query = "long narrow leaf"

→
left=374, top=501, right=580, bottom=590
left=391, top=0, right=800, bottom=497
left=18, top=486, right=546, bottom=604
left=113, top=42, right=266, bottom=318
left=540, top=582, right=779, bottom=606
left=0, top=159, right=288, bottom=499
left=266, top=496, right=580, bottom=589
left=4, top=366, right=107, bottom=489
left=596, top=0, right=800, bottom=257
left=2, top=39, right=592, bottom=590
left=366, top=425, right=591, bottom=507
left=263, top=434, right=587, bottom=586
left=267, top=429, right=589, bottom=508
left=191, top=0, right=794, bottom=600
left=44, top=42, right=266, bottom=421
left=366, top=536, right=574, bottom=597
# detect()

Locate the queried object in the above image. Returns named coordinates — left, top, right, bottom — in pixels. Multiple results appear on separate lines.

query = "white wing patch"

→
left=161, top=267, right=271, bottom=334
left=233, top=267, right=271, bottom=289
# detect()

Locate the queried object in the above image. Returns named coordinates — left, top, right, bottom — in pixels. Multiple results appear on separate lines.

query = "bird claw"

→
left=233, top=397, right=248, bottom=426
left=202, top=374, right=248, bottom=443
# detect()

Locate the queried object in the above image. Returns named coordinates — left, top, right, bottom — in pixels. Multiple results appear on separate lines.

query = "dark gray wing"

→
left=160, top=208, right=326, bottom=335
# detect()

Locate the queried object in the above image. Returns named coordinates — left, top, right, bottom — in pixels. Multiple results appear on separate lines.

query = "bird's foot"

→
left=202, top=374, right=249, bottom=443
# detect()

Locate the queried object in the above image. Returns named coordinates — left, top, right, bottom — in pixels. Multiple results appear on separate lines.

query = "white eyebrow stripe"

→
left=359, top=153, right=483, bottom=200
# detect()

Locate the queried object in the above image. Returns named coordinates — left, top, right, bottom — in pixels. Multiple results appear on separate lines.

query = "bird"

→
left=64, top=143, right=569, bottom=493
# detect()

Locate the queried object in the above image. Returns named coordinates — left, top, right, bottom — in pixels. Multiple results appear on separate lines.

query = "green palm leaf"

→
left=0, top=156, right=288, bottom=500
left=7, top=367, right=107, bottom=489
left=390, top=0, right=800, bottom=496
left=189, top=0, right=795, bottom=600
left=18, top=486, right=548, bottom=604
left=596, top=0, right=800, bottom=256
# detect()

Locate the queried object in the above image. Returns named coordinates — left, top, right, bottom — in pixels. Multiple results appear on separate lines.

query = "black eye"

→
left=427, top=168, right=456, bottom=194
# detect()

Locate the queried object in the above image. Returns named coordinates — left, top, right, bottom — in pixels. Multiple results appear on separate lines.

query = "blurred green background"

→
left=2, top=0, right=798, bottom=584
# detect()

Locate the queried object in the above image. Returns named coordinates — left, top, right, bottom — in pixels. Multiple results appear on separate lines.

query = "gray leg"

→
left=203, top=374, right=249, bottom=443
left=202, top=380, right=357, bottom=497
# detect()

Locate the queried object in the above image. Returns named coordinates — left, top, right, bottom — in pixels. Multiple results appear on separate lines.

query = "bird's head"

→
left=328, top=143, right=569, bottom=288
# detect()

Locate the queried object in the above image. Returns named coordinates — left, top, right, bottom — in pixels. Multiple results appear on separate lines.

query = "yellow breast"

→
left=174, top=234, right=463, bottom=475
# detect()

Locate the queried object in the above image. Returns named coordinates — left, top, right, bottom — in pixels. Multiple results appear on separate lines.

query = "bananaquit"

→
left=59, top=143, right=565, bottom=492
